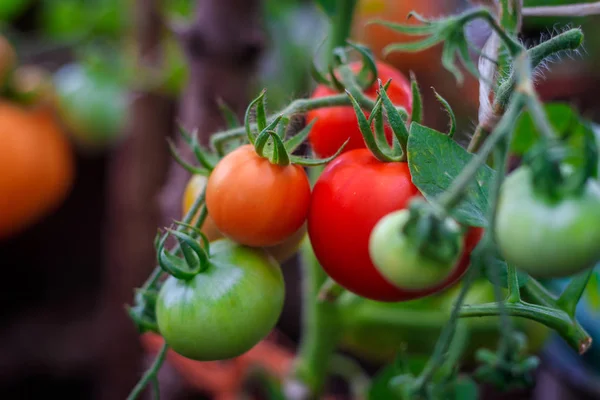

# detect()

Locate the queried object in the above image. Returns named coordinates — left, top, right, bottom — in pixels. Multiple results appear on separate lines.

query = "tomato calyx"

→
left=524, top=129, right=599, bottom=202
left=348, top=78, right=410, bottom=163
left=401, top=199, right=464, bottom=267
left=244, top=89, right=349, bottom=167
left=157, top=227, right=211, bottom=280
left=311, top=41, right=379, bottom=93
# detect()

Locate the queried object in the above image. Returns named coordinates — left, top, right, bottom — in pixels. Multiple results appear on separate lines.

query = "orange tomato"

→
left=206, top=145, right=311, bottom=247
left=0, top=101, right=75, bottom=239
left=183, top=173, right=307, bottom=262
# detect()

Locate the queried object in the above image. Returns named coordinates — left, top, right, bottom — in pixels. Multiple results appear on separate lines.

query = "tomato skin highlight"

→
left=306, top=61, right=412, bottom=159
left=495, top=167, right=600, bottom=278
left=156, top=239, right=285, bottom=361
left=206, top=144, right=311, bottom=247
left=369, top=209, right=464, bottom=290
left=308, top=148, right=482, bottom=302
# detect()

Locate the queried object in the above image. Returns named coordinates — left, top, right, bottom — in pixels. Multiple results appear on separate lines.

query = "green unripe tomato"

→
left=369, top=209, right=464, bottom=290
left=495, top=166, right=600, bottom=279
left=156, top=239, right=285, bottom=361
left=53, top=62, right=127, bottom=150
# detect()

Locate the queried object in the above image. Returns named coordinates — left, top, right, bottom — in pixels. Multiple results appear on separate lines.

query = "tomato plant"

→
left=206, top=144, right=311, bottom=247
left=156, top=238, right=285, bottom=361
left=0, top=101, right=75, bottom=239
left=306, top=60, right=411, bottom=158
left=495, top=166, right=600, bottom=279
left=369, top=208, right=465, bottom=291
left=124, top=2, right=600, bottom=399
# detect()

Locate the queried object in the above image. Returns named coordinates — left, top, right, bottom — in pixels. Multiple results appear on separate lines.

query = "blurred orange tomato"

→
left=352, top=0, right=481, bottom=110
left=0, top=101, right=75, bottom=239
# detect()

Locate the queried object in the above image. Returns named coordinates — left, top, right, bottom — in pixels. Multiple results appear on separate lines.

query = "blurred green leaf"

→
left=314, top=0, right=336, bottom=17
left=583, top=268, right=600, bottom=311
left=0, top=0, right=31, bottom=22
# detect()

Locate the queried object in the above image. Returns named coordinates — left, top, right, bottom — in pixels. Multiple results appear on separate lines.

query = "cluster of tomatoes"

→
left=157, top=60, right=486, bottom=362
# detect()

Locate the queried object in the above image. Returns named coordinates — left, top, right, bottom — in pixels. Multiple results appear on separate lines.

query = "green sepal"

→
left=290, top=137, right=350, bottom=167
left=378, top=79, right=409, bottom=159
left=432, top=88, right=456, bottom=138
left=166, top=137, right=209, bottom=176
left=157, top=229, right=209, bottom=280
left=217, top=97, right=240, bottom=129
left=285, top=119, right=316, bottom=154
left=255, top=129, right=290, bottom=166
left=410, top=71, right=423, bottom=124
left=245, top=89, right=267, bottom=144
left=347, top=40, right=378, bottom=90
left=346, top=90, right=399, bottom=162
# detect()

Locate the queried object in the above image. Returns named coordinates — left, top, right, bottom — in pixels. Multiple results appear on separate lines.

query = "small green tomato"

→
left=369, top=209, right=464, bottom=291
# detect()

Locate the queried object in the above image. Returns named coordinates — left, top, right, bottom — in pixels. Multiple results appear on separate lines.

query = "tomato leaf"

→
left=407, top=123, right=495, bottom=227
left=583, top=266, right=600, bottom=312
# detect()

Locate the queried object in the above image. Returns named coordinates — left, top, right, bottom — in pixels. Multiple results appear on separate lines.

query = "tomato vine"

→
left=124, top=0, right=600, bottom=399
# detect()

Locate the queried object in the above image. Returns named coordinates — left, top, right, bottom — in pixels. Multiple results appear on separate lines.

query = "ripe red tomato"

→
left=307, top=148, right=482, bottom=302
left=306, top=60, right=412, bottom=158
left=206, top=144, right=311, bottom=247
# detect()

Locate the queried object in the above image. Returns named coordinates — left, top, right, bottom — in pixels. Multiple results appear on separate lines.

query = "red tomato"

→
left=306, top=60, right=412, bottom=159
left=307, top=148, right=482, bottom=302
left=206, top=144, right=311, bottom=247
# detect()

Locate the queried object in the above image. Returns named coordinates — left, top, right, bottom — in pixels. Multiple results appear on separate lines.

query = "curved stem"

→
left=127, top=342, right=169, bottom=400
left=211, top=92, right=375, bottom=150
left=523, top=2, right=600, bottom=17
left=506, top=265, right=522, bottom=303
left=556, top=268, right=595, bottom=318
left=459, top=301, right=592, bottom=354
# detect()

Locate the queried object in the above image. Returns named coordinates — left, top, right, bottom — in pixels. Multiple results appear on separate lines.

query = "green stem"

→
left=506, top=265, right=522, bottom=303
left=521, top=278, right=558, bottom=307
left=459, top=301, right=592, bottom=354
left=556, top=268, right=595, bottom=318
left=413, top=267, right=477, bottom=392
left=437, top=93, right=525, bottom=212
left=141, top=189, right=207, bottom=292
left=127, top=342, right=168, bottom=400
left=327, top=0, right=359, bottom=67
left=494, top=28, right=583, bottom=111
left=290, top=237, right=341, bottom=396
left=210, top=93, right=374, bottom=150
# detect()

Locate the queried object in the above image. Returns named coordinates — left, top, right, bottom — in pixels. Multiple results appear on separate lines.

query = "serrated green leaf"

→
left=407, top=123, right=495, bottom=227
